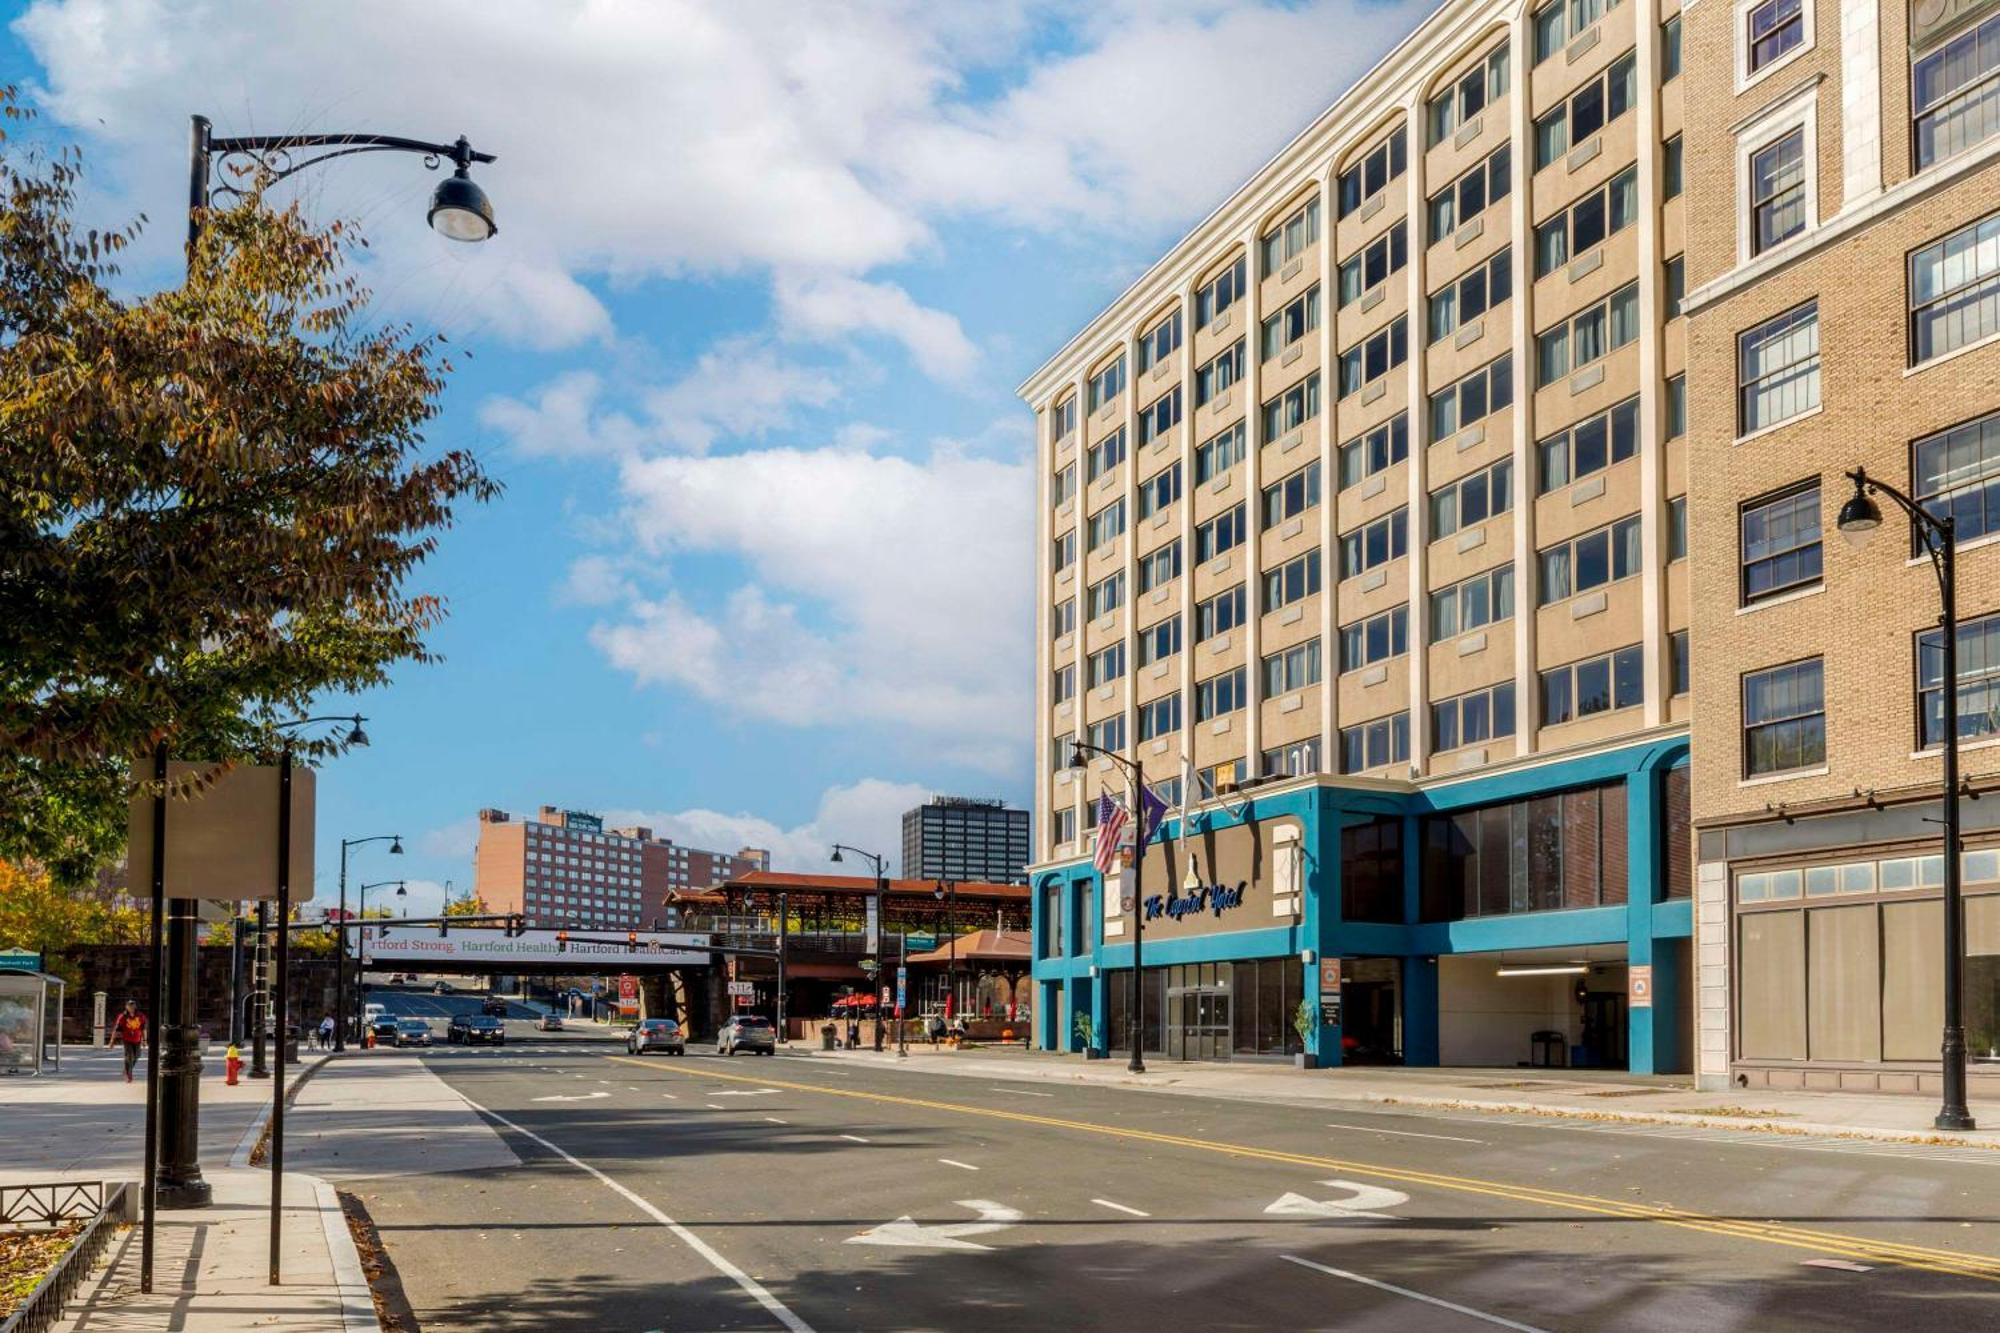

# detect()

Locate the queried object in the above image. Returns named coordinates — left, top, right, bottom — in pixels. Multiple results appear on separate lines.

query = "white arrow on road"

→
left=845, top=1199, right=1025, bottom=1251
left=708, top=1088, right=782, bottom=1098
left=531, top=1090, right=612, bottom=1103
left=1264, top=1180, right=1409, bottom=1220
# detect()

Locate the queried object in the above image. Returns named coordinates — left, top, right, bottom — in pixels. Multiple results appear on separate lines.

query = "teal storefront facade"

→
left=1030, top=732, right=1693, bottom=1074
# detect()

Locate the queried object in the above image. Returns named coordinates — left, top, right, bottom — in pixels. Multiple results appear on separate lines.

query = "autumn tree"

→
left=0, top=92, right=498, bottom=884
left=443, top=893, right=489, bottom=918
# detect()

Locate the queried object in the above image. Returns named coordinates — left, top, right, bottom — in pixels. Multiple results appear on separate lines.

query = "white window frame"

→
left=1734, top=82, right=1820, bottom=266
left=1734, top=0, right=1814, bottom=94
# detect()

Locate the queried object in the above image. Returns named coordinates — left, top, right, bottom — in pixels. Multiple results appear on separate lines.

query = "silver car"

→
left=717, top=1014, right=775, bottom=1056
left=627, top=1018, right=683, bottom=1056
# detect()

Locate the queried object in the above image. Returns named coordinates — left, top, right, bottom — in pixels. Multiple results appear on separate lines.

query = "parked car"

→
left=716, top=1014, right=775, bottom=1056
left=536, top=1012, right=564, bottom=1032
left=392, top=1017, right=432, bottom=1048
left=481, top=997, right=509, bottom=1017
left=627, top=1018, right=683, bottom=1056
left=448, top=1014, right=505, bottom=1045
left=369, top=1015, right=401, bottom=1045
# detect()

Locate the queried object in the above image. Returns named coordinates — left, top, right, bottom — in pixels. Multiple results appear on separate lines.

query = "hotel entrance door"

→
left=1166, top=985, right=1232, bottom=1061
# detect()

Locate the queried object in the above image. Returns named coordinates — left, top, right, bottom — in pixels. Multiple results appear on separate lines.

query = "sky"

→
left=3, top=0, right=1429, bottom=915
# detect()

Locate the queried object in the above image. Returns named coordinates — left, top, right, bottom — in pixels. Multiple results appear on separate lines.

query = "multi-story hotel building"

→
left=1681, top=0, right=2000, bottom=1094
left=474, top=805, right=770, bottom=931
left=902, top=796, right=1032, bottom=884
left=1021, top=0, right=1697, bottom=1068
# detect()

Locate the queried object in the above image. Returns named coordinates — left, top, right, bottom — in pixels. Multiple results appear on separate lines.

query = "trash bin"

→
left=821, top=1023, right=837, bottom=1051
left=1530, top=1029, right=1566, bottom=1067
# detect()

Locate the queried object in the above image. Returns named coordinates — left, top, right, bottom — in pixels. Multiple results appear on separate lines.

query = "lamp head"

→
left=345, top=715, right=369, bottom=747
left=428, top=167, right=496, bottom=242
left=389, top=837, right=404, bottom=855
left=830, top=846, right=844, bottom=864
left=933, top=881, right=947, bottom=902
left=1836, top=478, right=1883, bottom=549
left=1068, top=743, right=1089, bottom=770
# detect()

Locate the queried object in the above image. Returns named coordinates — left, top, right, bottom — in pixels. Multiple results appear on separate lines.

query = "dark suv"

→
left=481, top=997, right=509, bottom=1017
left=449, top=1013, right=505, bottom=1045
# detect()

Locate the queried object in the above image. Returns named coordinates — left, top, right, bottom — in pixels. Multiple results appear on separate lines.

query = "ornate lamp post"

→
left=1069, top=741, right=1149, bottom=1073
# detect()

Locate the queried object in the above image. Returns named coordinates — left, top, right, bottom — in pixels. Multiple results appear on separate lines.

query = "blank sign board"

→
left=125, top=761, right=316, bottom=902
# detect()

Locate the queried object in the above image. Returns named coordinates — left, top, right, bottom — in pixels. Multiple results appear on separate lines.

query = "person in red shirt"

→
left=108, top=1000, right=146, bottom=1083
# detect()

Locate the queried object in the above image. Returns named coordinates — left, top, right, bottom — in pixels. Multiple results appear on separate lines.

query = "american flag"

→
left=1093, top=791, right=1129, bottom=873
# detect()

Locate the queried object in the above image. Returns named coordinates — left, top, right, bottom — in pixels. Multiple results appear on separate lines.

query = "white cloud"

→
left=773, top=273, right=978, bottom=383
left=417, top=818, right=479, bottom=862
left=604, top=777, right=930, bottom=876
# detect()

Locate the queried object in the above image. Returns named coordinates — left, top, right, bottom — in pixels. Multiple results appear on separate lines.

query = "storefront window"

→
left=1420, top=781, right=1629, bottom=921
left=1105, top=960, right=1301, bottom=1059
left=1341, top=817, right=1404, bottom=923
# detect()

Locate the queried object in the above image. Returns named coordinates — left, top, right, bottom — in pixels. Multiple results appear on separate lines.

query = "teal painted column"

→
left=1091, top=968, right=1110, bottom=1055
left=1403, top=955, right=1440, bottom=1066
left=1625, top=764, right=1671, bottom=1075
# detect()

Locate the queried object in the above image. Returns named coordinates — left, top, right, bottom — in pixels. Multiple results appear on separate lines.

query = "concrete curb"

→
left=228, top=1051, right=336, bottom=1169
left=314, top=1175, right=380, bottom=1332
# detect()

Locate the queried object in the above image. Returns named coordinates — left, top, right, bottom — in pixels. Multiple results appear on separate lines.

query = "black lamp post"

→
left=933, top=880, right=959, bottom=1020
left=358, top=880, right=408, bottom=977
left=1069, top=740, right=1148, bottom=1073
left=831, top=845, right=889, bottom=1050
left=1837, top=468, right=1977, bottom=1132
left=335, top=832, right=403, bottom=1049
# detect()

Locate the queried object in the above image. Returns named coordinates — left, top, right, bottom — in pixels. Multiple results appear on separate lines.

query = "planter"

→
left=1085, top=1048, right=1108, bottom=1060
left=1294, top=1052, right=1318, bottom=1070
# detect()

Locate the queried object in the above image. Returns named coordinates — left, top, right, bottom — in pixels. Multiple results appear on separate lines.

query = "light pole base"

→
left=1128, top=1058, right=1146, bottom=1074
left=1935, top=1109, right=1978, bottom=1132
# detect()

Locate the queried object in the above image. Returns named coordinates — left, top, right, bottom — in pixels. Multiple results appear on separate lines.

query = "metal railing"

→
left=0, top=1181, right=127, bottom=1333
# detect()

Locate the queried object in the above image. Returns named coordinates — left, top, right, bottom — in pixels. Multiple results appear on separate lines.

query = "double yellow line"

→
left=607, top=1054, right=2000, bottom=1284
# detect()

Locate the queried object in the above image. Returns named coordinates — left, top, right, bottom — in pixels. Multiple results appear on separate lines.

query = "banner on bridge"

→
left=355, top=925, right=709, bottom=967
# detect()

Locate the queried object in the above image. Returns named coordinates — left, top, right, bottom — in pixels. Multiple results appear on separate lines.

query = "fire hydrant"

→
left=224, top=1042, right=242, bottom=1086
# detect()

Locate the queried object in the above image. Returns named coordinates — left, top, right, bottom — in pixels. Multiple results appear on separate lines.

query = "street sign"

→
left=895, top=966, right=907, bottom=1013
left=879, top=985, right=891, bottom=1007
left=865, top=897, right=879, bottom=954
left=617, top=975, right=638, bottom=1001
left=1629, top=964, right=1654, bottom=1009
left=728, top=981, right=755, bottom=999
left=124, top=762, right=316, bottom=902
left=0, top=949, right=42, bottom=973
left=1318, top=958, right=1342, bottom=996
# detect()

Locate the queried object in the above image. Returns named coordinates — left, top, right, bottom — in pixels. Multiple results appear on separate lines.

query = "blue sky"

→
left=4, top=0, right=1427, bottom=911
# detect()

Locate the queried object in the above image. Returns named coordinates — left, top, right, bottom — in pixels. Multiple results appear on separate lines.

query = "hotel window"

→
left=1087, top=356, right=1126, bottom=412
left=1138, top=310, right=1183, bottom=373
left=1341, top=712, right=1410, bottom=773
left=1195, top=422, right=1246, bottom=483
left=1542, top=644, right=1645, bottom=724
left=1337, top=128, right=1407, bottom=218
left=1743, top=658, right=1825, bottom=775
left=1662, top=14, right=1682, bottom=80
left=1341, top=506, right=1409, bottom=578
left=1426, top=144, right=1511, bottom=242
left=1195, top=666, right=1249, bottom=721
left=1534, top=0, right=1621, bottom=62
left=1338, top=316, right=1409, bottom=397
left=1086, top=427, right=1126, bottom=483
left=1537, top=396, right=1638, bottom=492
left=1670, top=629, right=1691, bottom=696
left=1741, top=481, right=1822, bottom=604
left=1052, top=462, right=1076, bottom=508
left=1667, top=373, right=1687, bottom=438
left=1534, top=165, right=1638, bottom=276
left=1538, top=513, right=1642, bottom=603
left=1138, top=461, right=1183, bottom=520
left=1663, top=134, right=1684, bottom=200
left=1052, top=806, right=1076, bottom=845
left=1053, top=530, right=1076, bottom=573
left=1262, top=550, right=1323, bottom=612
left=1137, top=539, right=1181, bottom=593
left=1195, top=340, right=1246, bottom=407
left=1263, top=639, right=1323, bottom=695
left=1914, top=409, right=2000, bottom=546
left=1262, top=372, right=1323, bottom=437
left=1052, top=597, right=1076, bottom=639
left=1195, top=502, right=1248, bottom=563
left=1746, top=0, right=1805, bottom=74
left=1052, top=395, right=1077, bottom=442
left=1665, top=255, right=1686, bottom=319
left=1668, top=496, right=1688, bottom=560
left=1432, top=681, right=1516, bottom=752
left=1086, top=570, right=1125, bottom=618
left=1195, top=256, right=1248, bottom=329
left=1137, top=614, right=1183, bottom=666
left=1427, top=44, right=1510, bottom=145
left=1918, top=612, right=2000, bottom=748
left=1427, top=252, right=1511, bottom=343
left=1910, top=210, right=2000, bottom=365
left=1429, top=564, right=1514, bottom=639
left=1261, top=285, right=1323, bottom=359
left=1340, top=605, right=1409, bottom=671
left=1738, top=301, right=1820, bottom=433
left=1263, top=739, right=1322, bottom=778
left=1338, top=414, right=1410, bottom=488
left=1536, top=281, right=1640, bottom=385
left=1428, top=352, right=1514, bottom=442
left=1260, top=196, right=1322, bottom=274
left=1053, top=733, right=1076, bottom=772
left=1533, top=50, right=1637, bottom=168
left=1750, top=129, right=1807, bottom=254
left=1198, top=758, right=1248, bottom=797
left=1138, top=691, right=1182, bottom=741
left=1139, top=386, right=1183, bottom=446
left=1053, top=664, right=1075, bottom=705
left=1913, top=10, right=2000, bottom=170
left=1428, top=457, right=1513, bottom=539
left=1086, top=714, right=1127, bottom=754
left=1338, top=225, right=1408, bottom=307
left=1086, top=497, right=1126, bottom=551
left=1261, top=460, right=1323, bottom=529
left=1195, top=586, right=1246, bottom=642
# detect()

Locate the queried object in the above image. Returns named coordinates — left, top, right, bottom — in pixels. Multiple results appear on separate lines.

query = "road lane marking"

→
left=1326, top=1122, right=1487, bottom=1145
left=1281, top=1255, right=1548, bottom=1331
left=532, top=1091, right=610, bottom=1103
left=764, top=1117, right=788, bottom=1125
left=660, top=1093, right=678, bottom=1100
left=939, top=1159, right=980, bottom=1171
left=1090, top=1198, right=1149, bottom=1217
left=839, top=1134, right=871, bottom=1144
left=1265, top=1182, right=1409, bottom=1220
left=603, top=1054, right=2000, bottom=1284
left=846, top=1200, right=1023, bottom=1251
left=989, top=1088, right=1054, bottom=1097
left=460, top=1095, right=815, bottom=1333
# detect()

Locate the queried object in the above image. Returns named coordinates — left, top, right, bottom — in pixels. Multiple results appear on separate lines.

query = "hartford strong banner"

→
left=355, top=925, right=710, bottom=968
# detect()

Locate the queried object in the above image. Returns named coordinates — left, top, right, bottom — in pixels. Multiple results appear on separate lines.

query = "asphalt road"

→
left=331, top=1042, right=2000, bottom=1332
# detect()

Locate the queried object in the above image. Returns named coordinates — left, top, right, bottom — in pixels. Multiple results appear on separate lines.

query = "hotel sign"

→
left=1912, top=0, right=1999, bottom=51
left=1134, top=815, right=1304, bottom=938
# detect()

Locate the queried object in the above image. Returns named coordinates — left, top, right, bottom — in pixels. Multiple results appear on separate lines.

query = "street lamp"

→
left=336, top=832, right=403, bottom=1050
left=933, top=880, right=959, bottom=1021
left=831, top=845, right=892, bottom=1051
left=1836, top=468, right=1977, bottom=1132
left=358, top=880, right=408, bottom=970
left=1069, top=740, right=1150, bottom=1074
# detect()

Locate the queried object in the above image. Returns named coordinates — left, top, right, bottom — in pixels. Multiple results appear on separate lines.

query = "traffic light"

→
left=438, top=917, right=449, bottom=938
left=556, top=930, right=569, bottom=953
left=627, top=931, right=637, bottom=948
left=507, top=914, right=525, bottom=938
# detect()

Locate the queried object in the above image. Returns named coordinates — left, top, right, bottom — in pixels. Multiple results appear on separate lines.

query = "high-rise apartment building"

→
left=902, top=796, right=1032, bottom=883
left=1680, top=0, right=2000, bottom=1095
left=1021, top=0, right=1696, bottom=1070
left=474, top=806, right=768, bottom=931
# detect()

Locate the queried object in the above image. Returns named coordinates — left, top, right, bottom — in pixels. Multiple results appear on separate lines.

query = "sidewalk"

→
left=782, top=1043, right=2000, bottom=1148
left=0, top=1046, right=378, bottom=1331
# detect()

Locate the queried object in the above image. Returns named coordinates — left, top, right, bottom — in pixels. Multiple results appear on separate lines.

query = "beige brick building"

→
left=1681, top=0, right=2000, bottom=1092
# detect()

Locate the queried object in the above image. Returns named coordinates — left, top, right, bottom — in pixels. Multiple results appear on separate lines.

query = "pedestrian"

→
left=318, top=1014, right=335, bottom=1051
left=107, top=999, right=146, bottom=1083
left=846, top=1016, right=859, bottom=1050
left=927, top=1013, right=944, bottom=1048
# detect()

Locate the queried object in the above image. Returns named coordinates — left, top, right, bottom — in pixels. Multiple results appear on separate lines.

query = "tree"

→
left=0, top=858, right=147, bottom=985
left=443, top=893, right=488, bottom=918
left=0, top=91, right=499, bottom=885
